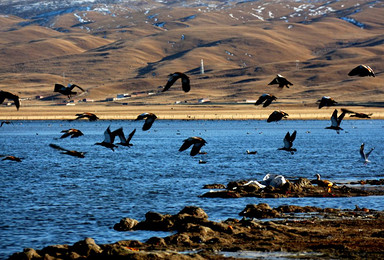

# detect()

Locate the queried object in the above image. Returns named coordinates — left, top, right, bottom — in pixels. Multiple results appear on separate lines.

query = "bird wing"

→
left=179, top=139, right=194, bottom=152
left=136, top=113, right=149, bottom=120
left=330, top=109, right=338, bottom=127
left=268, top=77, right=279, bottom=85
left=181, top=74, right=190, bottom=92
left=190, top=142, right=205, bottom=156
left=348, top=66, right=361, bottom=76
left=127, top=128, right=136, bottom=143
left=12, top=95, right=20, bottom=110
left=49, top=143, right=69, bottom=152
left=337, top=111, right=346, bottom=125
left=103, top=126, right=114, bottom=143
left=54, top=84, right=66, bottom=92
left=289, top=130, right=297, bottom=143
left=263, top=96, right=275, bottom=107
left=366, top=148, right=375, bottom=159
left=70, top=84, right=85, bottom=92
left=112, top=127, right=126, bottom=143
left=360, top=143, right=366, bottom=160
left=143, top=116, right=155, bottom=131
left=60, top=132, right=72, bottom=139
left=283, top=132, right=291, bottom=148
left=255, top=94, right=268, bottom=105
left=162, top=73, right=180, bottom=92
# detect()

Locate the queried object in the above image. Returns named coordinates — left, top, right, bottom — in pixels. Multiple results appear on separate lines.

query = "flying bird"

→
left=312, top=174, right=333, bottom=193
left=49, top=144, right=86, bottom=158
left=341, top=108, right=372, bottom=119
left=179, top=136, right=207, bottom=156
left=278, top=130, right=297, bottom=154
left=73, top=112, right=99, bottom=121
left=60, top=128, right=84, bottom=138
left=268, top=74, right=293, bottom=88
left=94, top=126, right=118, bottom=151
left=325, top=109, right=345, bottom=134
left=255, top=94, right=277, bottom=107
left=135, top=113, right=157, bottom=131
left=54, top=83, right=85, bottom=98
left=317, top=96, right=337, bottom=109
left=360, top=143, right=374, bottom=164
left=162, top=72, right=190, bottom=92
left=348, top=64, right=375, bottom=77
left=0, top=121, right=12, bottom=127
left=267, top=110, right=289, bottom=123
left=0, top=90, right=20, bottom=110
left=1, top=155, right=23, bottom=162
left=113, top=128, right=136, bottom=147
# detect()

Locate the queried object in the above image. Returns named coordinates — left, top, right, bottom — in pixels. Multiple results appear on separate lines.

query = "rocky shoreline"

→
left=9, top=203, right=384, bottom=259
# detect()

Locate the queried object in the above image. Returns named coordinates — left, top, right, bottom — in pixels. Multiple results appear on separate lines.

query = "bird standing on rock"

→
left=179, top=136, right=207, bottom=156
left=312, top=174, right=333, bottom=193
left=0, top=90, right=20, bottom=110
left=135, top=113, right=157, bottom=131
left=268, top=74, right=293, bottom=88
left=162, top=72, right=190, bottom=92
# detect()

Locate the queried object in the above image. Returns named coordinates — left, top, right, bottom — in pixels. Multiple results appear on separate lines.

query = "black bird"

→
left=360, top=143, right=374, bottom=164
left=268, top=74, right=293, bottom=88
left=0, top=90, right=20, bottom=110
left=255, top=94, right=277, bottom=107
left=0, top=121, right=12, bottom=127
left=325, top=109, right=346, bottom=134
left=162, top=72, right=190, bottom=92
left=179, top=136, right=207, bottom=156
left=348, top=65, right=375, bottom=77
left=278, top=130, right=297, bottom=154
left=1, top=155, right=23, bottom=162
left=113, top=128, right=136, bottom=147
left=60, top=128, right=84, bottom=138
left=135, top=113, right=157, bottom=131
left=54, top=83, right=85, bottom=98
left=95, top=126, right=118, bottom=151
left=317, top=96, right=337, bottom=109
left=267, top=110, right=289, bottom=123
left=341, top=108, right=372, bottom=118
left=74, top=112, right=99, bottom=121
left=49, top=144, right=86, bottom=158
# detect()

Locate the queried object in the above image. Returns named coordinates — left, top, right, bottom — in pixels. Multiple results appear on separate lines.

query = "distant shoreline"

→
left=1, top=104, right=383, bottom=120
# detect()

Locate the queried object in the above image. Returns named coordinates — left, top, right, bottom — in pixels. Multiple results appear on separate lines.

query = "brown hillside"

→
left=0, top=0, right=383, bottom=109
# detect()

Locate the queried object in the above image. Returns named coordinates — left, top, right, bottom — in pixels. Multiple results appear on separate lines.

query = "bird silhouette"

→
left=0, top=121, right=12, bottom=127
left=60, top=128, right=84, bottom=138
left=1, top=155, right=23, bottom=162
left=54, top=83, right=85, bottom=98
left=325, top=109, right=345, bottom=134
left=278, top=130, right=297, bottom=154
left=0, top=90, right=20, bottom=110
left=341, top=108, right=372, bottom=118
left=162, top=72, right=190, bottom=92
left=267, top=110, right=289, bottom=123
left=312, top=174, right=333, bottom=193
left=255, top=94, right=277, bottom=107
left=94, top=126, right=118, bottom=151
left=135, top=113, right=157, bottom=131
left=348, top=64, right=375, bottom=77
left=179, top=136, right=207, bottom=156
left=113, top=128, right=136, bottom=147
left=268, top=74, right=293, bottom=88
left=73, top=112, right=99, bottom=121
left=360, top=143, right=374, bottom=164
left=317, top=96, right=337, bottom=109
left=49, top=144, right=86, bottom=158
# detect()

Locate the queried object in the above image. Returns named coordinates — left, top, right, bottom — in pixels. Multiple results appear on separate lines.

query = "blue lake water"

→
left=1, top=119, right=383, bottom=258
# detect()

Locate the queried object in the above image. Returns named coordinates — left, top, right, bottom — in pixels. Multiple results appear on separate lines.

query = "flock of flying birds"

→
left=0, top=64, right=377, bottom=168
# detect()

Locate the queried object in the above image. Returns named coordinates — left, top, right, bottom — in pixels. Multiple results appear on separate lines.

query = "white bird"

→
left=360, top=143, right=374, bottom=164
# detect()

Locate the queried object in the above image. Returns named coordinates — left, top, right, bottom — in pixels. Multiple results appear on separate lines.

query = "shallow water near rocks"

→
left=1, top=119, right=383, bottom=258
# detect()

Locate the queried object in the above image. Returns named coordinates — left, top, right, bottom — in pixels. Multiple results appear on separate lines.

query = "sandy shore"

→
left=1, top=103, right=383, bottom=120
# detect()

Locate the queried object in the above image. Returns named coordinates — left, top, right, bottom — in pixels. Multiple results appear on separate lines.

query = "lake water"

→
left=1, top=119, right=383, bottom=258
